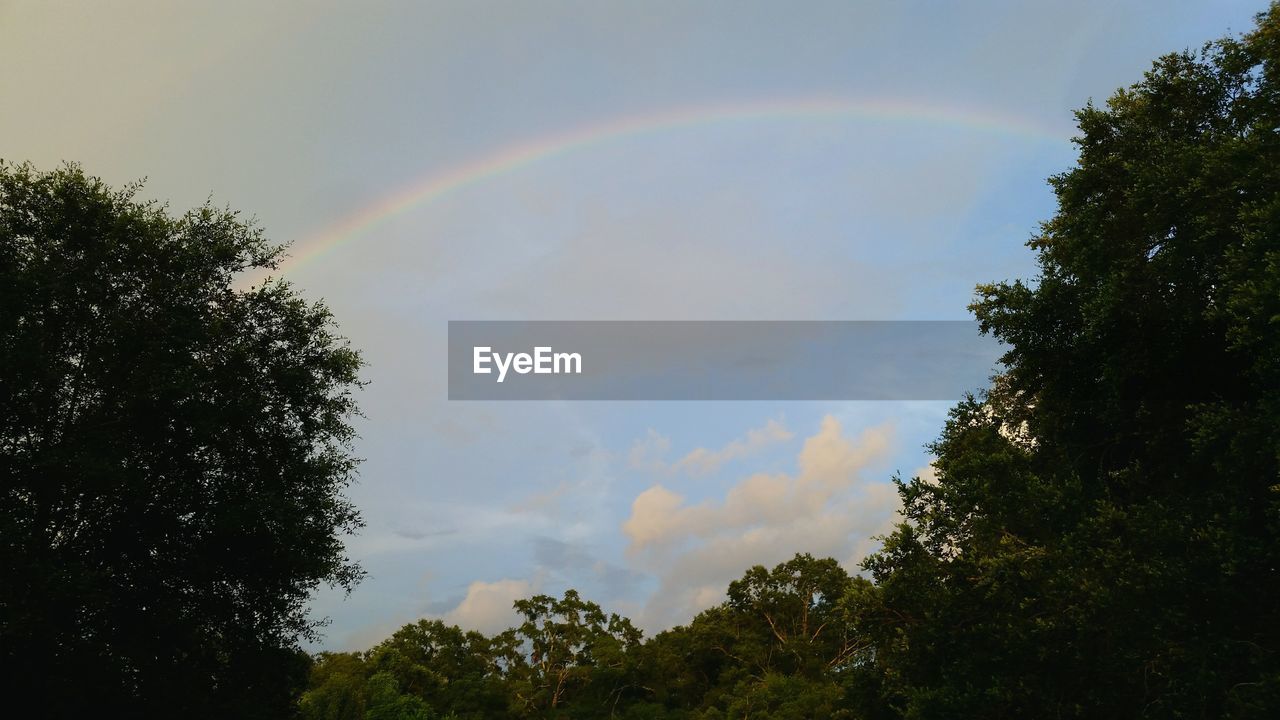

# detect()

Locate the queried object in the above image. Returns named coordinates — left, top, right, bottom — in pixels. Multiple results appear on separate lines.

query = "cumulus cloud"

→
left=622, top=415, right=901, bottom=629
left=440, top=578, right=533, bottom=635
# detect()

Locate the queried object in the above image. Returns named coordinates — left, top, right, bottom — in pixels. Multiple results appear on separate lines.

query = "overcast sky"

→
left=2, top=0, right=1265, bottom=648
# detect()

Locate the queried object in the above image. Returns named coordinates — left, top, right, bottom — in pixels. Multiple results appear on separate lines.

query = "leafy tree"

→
left=0, top=162, right=365, bottom=718
left=302, top=653, right=372, bottom=720
left=510, top=589, right=643, bottom=716
left=858, top=5, right=1280, bottom=717
left=632, top=555, right=872, bottom=719
left=365, top=672, right=434, bottom=720
left=366, top=619, right=519, bottom=719
left=720, top=672, right=846, bottom=720
left=299, top=558, right=877, bottom=719
left=726, top=553, right=869, bottom=677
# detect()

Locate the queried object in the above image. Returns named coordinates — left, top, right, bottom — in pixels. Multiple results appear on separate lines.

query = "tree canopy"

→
left=300, top=555, right=879, bottom=720
left=860, top=4, right=1280, bottom=716
left=0, top=162, right=365, bottom=718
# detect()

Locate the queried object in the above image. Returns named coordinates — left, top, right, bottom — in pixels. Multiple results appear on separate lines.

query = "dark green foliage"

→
left=365, top=673, right=434, bottom=720
left=370, top=619, right=517, bottom=719
left=306, top=559, right=878, bottom=720
left=0, top=162, right=365, bottom=718
left=636, top=554, right=874, bottom=719
left=302, top=653, right=371, bottom=720
left=855, top=5, right=1280, bottom=718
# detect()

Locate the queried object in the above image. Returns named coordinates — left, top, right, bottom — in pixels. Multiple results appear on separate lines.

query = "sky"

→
left=1, top=0, right=1266, bottom=649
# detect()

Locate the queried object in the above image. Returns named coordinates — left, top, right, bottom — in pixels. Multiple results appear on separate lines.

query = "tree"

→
left=364, top=672, right=434, bottom=720
left=0, top=162, right=366, bottom=718
left=297, top=560, right=878, bottom=719
left=365, top=619, right=519, bottom=719
left=858, top=5, right=1280, bottom=717
left=510, top=589, right=643, bottom=716
left=302, top=653, right=372, bottom=720
left=725, top=554, right=868, bottom=677
left=633, top=555, right=873, bottom=719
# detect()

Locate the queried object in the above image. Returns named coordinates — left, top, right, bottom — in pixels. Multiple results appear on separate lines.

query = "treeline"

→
left=306, top=7, right=1280, bottom=717
left=303, top=556, right=882, bottom=719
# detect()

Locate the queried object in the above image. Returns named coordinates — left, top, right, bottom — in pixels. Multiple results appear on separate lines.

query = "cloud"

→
left=425, top=416, right=907, bottom=637
left=532, top=536, right=648, bottom=599
left=625, top=416, right=889, bottom=550
left=348, top=500, right=554, bottom=556
left=509, top=480, right=573, bottom=516
left=628, top=418, right=794, bottom=477
left=672, top=418, right=794, bottom=476
left=622, top=415, right=900, bottom=629
left=392, top=527, right=457, bottom=541
left=440, top=578, right=533, bottom=635
left=623, top=485, right=691, bottom=549
left=628, top=429, right=672, bottom=472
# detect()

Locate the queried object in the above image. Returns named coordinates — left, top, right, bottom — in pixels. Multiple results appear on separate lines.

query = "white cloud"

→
left=625, top=416, right=889, bottom=550
left=440, top=578, right=534, bottom=635
left=622, top=415, right=901, bottom=629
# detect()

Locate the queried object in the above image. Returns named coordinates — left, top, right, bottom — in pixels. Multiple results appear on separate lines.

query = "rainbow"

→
left=280, top=96, right=1072, bottom=273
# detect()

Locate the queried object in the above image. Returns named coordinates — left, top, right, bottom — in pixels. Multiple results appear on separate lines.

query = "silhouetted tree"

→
left=858, top=5, right=1280, bottom=717
left=0, top=162, right=365, bottom=718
